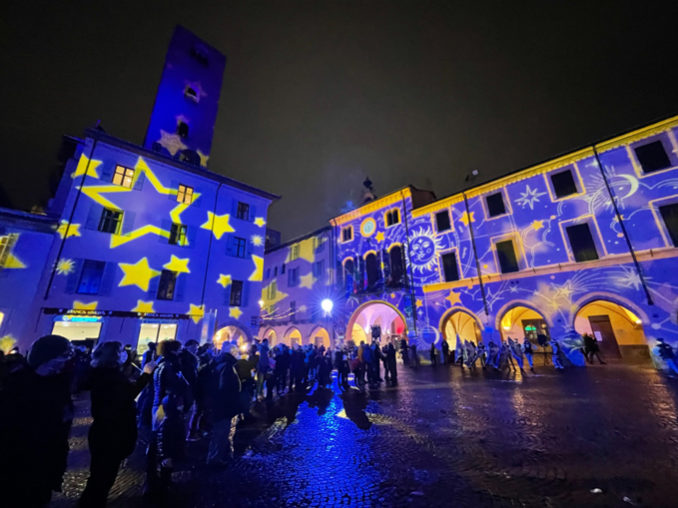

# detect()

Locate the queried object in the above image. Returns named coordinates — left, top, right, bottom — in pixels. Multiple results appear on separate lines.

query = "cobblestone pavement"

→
left=51, top=362, right=678, bottom=507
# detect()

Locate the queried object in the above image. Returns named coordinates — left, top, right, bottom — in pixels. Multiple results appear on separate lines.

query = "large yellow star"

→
left=70, top=154, right=102, bottom=179
left=531, top=220, right=544, bottom=231
left=56, top=221, right=81, bottom=239
left=163, top=255, right=190, bottom=274
left=118, top=257, right=160, bottom=291
left=249, top=255, right=264, bottom=281
left=253, top=217, right=266, bottom=227
left=188, top=303, right=205, bottom=324
left=217, top=273, right=232, bottom=288
left=72, top=300, right=98, bottom=312
left=157, top=129, right=188, bottom=156
left=229, top=307, right=243, bottom=319
left=375, top=231, right=385, bottom=243
left=132, top=300, right=155, bottom=314
left=460, top=211, right=475, bottom=226
left=299, top=273, right=315, bottom=289
left=201, top=212, right=235, bottom=240
left=445, top=290, right=462, bottom=306
left=79, top=156, right=199, bottom=248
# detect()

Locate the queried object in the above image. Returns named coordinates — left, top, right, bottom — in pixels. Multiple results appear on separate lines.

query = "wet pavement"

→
left=52, top=362, right=678, bottom=507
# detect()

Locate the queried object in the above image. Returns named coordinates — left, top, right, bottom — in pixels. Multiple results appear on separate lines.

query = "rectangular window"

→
left=496, top=239, right=520, bottom=273
left=290, top=244, right=300, bottom=260
left=435, top=210, right=451, bottom=232
left=265, top=268, right=271, bottom=280
left=312, top=260, right=324, bottom=277
left=0, top=234, right=18, bottom=267
left=157, top=270, right=178, bottom=300
left=273, top=266, right=278, bottom=276
left=288, top=267, right=299, bottom=287
left=386, top=209, right=400, bottom=226
left=281, top=263, right=286, bottom=274
left=341, top=226, right=353, bottom=242
left=267, top=280, right=277, bottom=300
left=177, top=184, right=193, bottom=204
left=659, top=203, right=678, bottom=246
left=112, top=165, right=134, bottom=188
left=169, top=223, right=187, bottom=246
left=566, top=223, right=599, bottom=262
left=441, top=252, right=460, bottom=282
left=290, top=301, right=296, bottom=320
left=98, top=208, right=122, bottom=234
left=486, top=192, right=506, bottom=217
left=550, top=169, right=578, bottom=198
left=230, top=280, right=243, bottom=306
left=236, top=201, right=250, bottom=220
left=635, top=140, right=671, bottom=173
left=233, top=237, right=247, bottom=258
left=77, top=260, right=105, bottom=294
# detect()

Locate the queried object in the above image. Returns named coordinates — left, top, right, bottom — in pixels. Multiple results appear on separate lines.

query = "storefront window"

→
left=137, top=322, right=177, bottom=353
left=52, top=316, right=102, bottom=341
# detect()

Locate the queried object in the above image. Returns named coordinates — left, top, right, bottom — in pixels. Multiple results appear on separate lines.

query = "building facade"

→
left=261, top=116, right=678, bottom=369
left=0, top=26, right=277, bottom=353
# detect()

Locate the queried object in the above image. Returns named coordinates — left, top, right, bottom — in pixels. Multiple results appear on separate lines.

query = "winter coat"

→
left=208, top=353, right=241, bottom=421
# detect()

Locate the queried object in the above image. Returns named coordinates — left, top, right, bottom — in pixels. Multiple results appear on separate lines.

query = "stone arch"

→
left=439, top=308, right=484, bottom=348
left=496, top=301, right=551, bottom=342
left=262, top=327, right=277, bottom=345
left=283, top=326, right=303, bottom=347
left=309, top=326, right=331, bottom=348
left=345, top=299, right=407, bottom=345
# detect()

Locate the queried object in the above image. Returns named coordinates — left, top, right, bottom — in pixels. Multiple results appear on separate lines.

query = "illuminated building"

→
left=261, top=116, right=678, bottom=367
left=0, top=26, right=277, bottom=353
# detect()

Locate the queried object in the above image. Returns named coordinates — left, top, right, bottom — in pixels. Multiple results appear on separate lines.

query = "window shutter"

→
left=401, top=248, right=408, bottom=284
left=185, top=225, right=197, bottom=249
left=133, top=172, right=145, bottom=191
left=225, top=285, right=232, bottom=306
left=247, top=239, right=253, bottom=257
left=65, top=258, right=83, bottom=294
left=249, top=204, right=256, bottom=222
left=84, top=205, right=101, bottom=230
left=382, top=248, right=391, bottom=281
left=147, top=276, right=160, bottom=299
left=99, top=262, right=116, bottom=296
left=231, top=199, right=239, bottom=217
left=169, top=180, right=179, bottom=202
left=225, top=235, right=234, bottom=256
left=100, top=164, right=113, bottom=182
left=242, top=281, right=249, bottom=307
left=122, top=211, right=135, bottom=234
left=174, top=275, right=185, bottom=301
left=159, top=219, right=172, bottom=244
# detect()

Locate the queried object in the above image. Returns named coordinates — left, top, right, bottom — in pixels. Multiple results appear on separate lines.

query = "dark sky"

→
left=2, top=1, right=678, bottom=240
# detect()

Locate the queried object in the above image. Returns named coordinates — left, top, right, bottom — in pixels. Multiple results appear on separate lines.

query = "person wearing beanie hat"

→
left=0, top=334, right=76, bottom=507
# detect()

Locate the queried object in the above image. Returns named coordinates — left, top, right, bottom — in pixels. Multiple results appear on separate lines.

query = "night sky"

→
left=2, top=1, right=678, bottom=240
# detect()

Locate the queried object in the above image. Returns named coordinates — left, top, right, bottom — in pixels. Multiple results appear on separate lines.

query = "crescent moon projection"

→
left=614, top=174, right=639, bottom=200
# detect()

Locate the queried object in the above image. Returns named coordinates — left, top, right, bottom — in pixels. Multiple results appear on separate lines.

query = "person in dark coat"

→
left=206, top=350, right=241, bottom=466
left=152, top=340, right=189, bottom=431
left=0, top=335, right=75, bottom=508
left=78, top=341, right=155, bottom=507
left=430, top=343, right=438, bottom=366
left=441, top=340, right=450, bottom=365
left=141, top=341, right=157, bottom=367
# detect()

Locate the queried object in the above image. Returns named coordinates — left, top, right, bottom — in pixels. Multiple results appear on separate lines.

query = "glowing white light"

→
left=321, top=298, right=333, bottom=313
left=258, top=299, right=264, bottom=308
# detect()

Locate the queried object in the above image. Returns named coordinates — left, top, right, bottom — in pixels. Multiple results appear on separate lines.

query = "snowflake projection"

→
left=251, top=234, right=264, bottom=247
left=56, top=258, right=75, bottom=275
left=515, top=184, right=548, bottom=210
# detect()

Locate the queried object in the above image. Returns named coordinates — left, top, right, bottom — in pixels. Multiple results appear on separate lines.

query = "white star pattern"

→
left=515, top=184, right=548, bottom=210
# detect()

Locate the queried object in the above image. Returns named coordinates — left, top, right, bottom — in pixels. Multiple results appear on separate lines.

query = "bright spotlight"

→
left=258, top=299, right=264, bottom=308
left=321, top=298, right=333, bottom=313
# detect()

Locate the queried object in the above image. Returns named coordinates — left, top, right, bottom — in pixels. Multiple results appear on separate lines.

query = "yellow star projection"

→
left=188, top=303, right=205, bottom=324
left=132, top=300, right=155, bottom=314
left=157, top=130, right=188, bottom=156
left=70, top=153, right=102, bottom=179
left=56, top=221, right=81, bottom=239
left=72, top=300, right=98, bottom=312
left=249, top=255, right=264, bottom=282
left=118, top=257, right=160, bottom=291
left=163, top=255, right=190, bottom=274
left=253, top=217, right=266, bottom=227
left=217, top=273, right=232, bottom=288
left=460, top=211, right=475, bottom=226
left=299, top=273, right=315, bottom=289
left=416, top=299, right=424, bottom=308
left=375, top=231, right=385, bottom=243
left=56, top=259, right=75, bottom=275
left=229, top=307, right=243, bottom=319
left=445, top=290, right=462, bottom=306
left=197, top=149, right=209, bottom=167
left=532, top=220, right=545, bottom=231
left=201, top=212, right=235, bottom=240
left=80, top=157, right=199, bottom=248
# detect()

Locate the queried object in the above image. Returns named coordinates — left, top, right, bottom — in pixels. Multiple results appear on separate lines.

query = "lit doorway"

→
left=441, top=310, right=482, bottom=348
left=137, top=321, right=177, bottom=354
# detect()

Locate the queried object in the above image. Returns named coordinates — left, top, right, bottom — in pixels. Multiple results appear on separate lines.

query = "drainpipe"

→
left=592, top=145, right=653, bottom=306
left=400, top=191, right=419, bottom=339
left=200, top=182, right=224, bottom=311
left=462, top=191, right=489, bottom=316
left=44, top=137, right=99, bottom=299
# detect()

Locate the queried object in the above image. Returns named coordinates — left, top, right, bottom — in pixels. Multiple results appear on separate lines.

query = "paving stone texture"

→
left=51, top=363, right=678, bottom=507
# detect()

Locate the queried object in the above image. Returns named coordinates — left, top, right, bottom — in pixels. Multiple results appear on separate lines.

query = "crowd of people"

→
left=1, top=330, right=677, bottom=507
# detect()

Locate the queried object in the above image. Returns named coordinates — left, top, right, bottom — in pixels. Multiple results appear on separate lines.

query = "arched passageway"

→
left=441, top=310, right=482, bottom=348
left=284, top=327, right=303, bottom=347
left=499, top=305, right=550, bottom=342
left=262, top=328, right=277, bottom=345
left=346, top=301, right=406, bottom=345
left=574, top=299, right=649, bottom=361
left=213, top=325, right=249, bottom=351
left=310, top=327, right=331, bottom=348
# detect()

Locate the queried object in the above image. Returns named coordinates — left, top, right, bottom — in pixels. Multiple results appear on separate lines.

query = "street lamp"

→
left=321, top=298, right=334, bottom=314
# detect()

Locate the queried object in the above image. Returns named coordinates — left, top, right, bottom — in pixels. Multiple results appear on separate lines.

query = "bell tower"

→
left=144, top=25, right=226, bottom=168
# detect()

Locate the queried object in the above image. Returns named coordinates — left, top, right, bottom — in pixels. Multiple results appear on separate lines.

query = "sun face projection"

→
left=407, top=227, right=443, bottom=284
